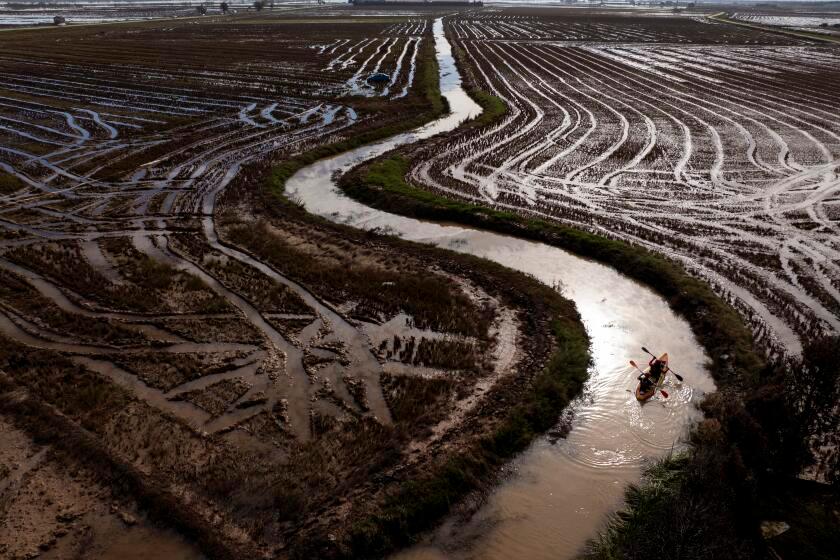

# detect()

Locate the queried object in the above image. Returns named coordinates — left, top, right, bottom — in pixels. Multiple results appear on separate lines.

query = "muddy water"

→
left=286, top=17, right=716, bottom=560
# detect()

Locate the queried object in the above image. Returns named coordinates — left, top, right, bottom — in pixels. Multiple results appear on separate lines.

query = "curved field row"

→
left=0, top=13, right=476, bottom=445
left=0, top=62, right=366, bottom=440
left=448, top=11, right=818, bottom=44
left=410, top=16, right=840, bottom=354
left=382, top=18, right=428, bottom=36
left=325, top=35, right=425, bottom=97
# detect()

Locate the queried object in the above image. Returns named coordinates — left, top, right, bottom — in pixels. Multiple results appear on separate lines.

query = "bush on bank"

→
left=586, top=335, right=839, bottom=559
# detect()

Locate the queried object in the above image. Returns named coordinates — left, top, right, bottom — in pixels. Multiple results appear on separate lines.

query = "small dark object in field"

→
left=53, top=16, right=66, bottom=26
left=367, top=72, right=390, bottom=85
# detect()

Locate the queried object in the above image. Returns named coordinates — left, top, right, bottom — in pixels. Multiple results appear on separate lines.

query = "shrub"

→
left=587, top=336, right=840, bottom=559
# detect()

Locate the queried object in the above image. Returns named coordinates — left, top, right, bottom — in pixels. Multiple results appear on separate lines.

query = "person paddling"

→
left=636, top=357, right=667, bottom=393
left=632, top=349, right=683, bottom=402
left=647, top=356, right=668, bottom=381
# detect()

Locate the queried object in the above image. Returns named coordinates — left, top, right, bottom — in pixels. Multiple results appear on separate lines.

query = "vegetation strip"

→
left=451, top=44, right=507, bottom=129
left=340, top=154, right=763, bottom=388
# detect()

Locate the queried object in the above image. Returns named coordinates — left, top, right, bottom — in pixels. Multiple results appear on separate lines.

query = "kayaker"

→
left=648, top=357, right=667, bottom=382
left=637, top=357, right=665, bottom=389
left=637, top=372, right=653, bottom=392
left=634, top=351, right=677, bottom=402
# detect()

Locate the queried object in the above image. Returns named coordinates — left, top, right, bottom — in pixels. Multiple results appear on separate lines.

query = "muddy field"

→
left=0, top=9, right=580, bottom=559
left=407, top=7, right=840, bottom=355
left=729, top=6, right=840, bottom=39
left=0, top=415, right=202, bottom=559
left=5, top=4, right=836, bottom=559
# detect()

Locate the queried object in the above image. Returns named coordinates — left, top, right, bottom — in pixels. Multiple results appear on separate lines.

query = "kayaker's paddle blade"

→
left=671, top=371, right=684, bottom=382
left=660, top=389, right=669, bottom=398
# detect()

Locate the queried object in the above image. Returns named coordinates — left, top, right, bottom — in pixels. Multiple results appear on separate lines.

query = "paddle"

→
left=641, top=346, right=684, bottom=382
left=629, top=361, right=669, bottom=398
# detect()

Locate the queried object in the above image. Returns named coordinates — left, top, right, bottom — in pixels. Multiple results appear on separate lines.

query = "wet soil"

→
left=0, top=9, right=581, bottom=559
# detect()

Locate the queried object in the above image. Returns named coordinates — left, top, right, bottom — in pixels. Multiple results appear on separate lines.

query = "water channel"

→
left=286, top=17, right=716, bottom=560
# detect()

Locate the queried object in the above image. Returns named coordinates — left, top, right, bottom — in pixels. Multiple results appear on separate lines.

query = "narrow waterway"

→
left=286, top=18, right=716, bottom=560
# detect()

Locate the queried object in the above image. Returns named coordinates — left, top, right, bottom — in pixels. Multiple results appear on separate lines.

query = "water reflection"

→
left=287, top=17, right=715, bottom=560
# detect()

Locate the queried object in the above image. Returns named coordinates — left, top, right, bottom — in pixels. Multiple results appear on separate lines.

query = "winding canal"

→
left=287, top=17, right=716, bottom=560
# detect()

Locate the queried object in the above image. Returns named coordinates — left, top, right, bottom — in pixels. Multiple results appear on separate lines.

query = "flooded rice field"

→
left=407, top=11, right=840, bottom=355
left=0, top=7, right=621, bottom=558
left=0, top=8, right=530, bottom=557
left=0, top=8, right=441, bottom=432
left=733, top=12, right=840, bottom=30
left=732, top=11, right=840, bottom=39
left=0, top=4, right=835, bottom=559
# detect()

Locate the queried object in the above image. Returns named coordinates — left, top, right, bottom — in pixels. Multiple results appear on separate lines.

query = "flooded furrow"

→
left=286, top=17, right=716, bottom=560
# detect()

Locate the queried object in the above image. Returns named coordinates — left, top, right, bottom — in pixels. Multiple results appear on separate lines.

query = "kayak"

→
left=635, top=353, right=669, bottom=402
